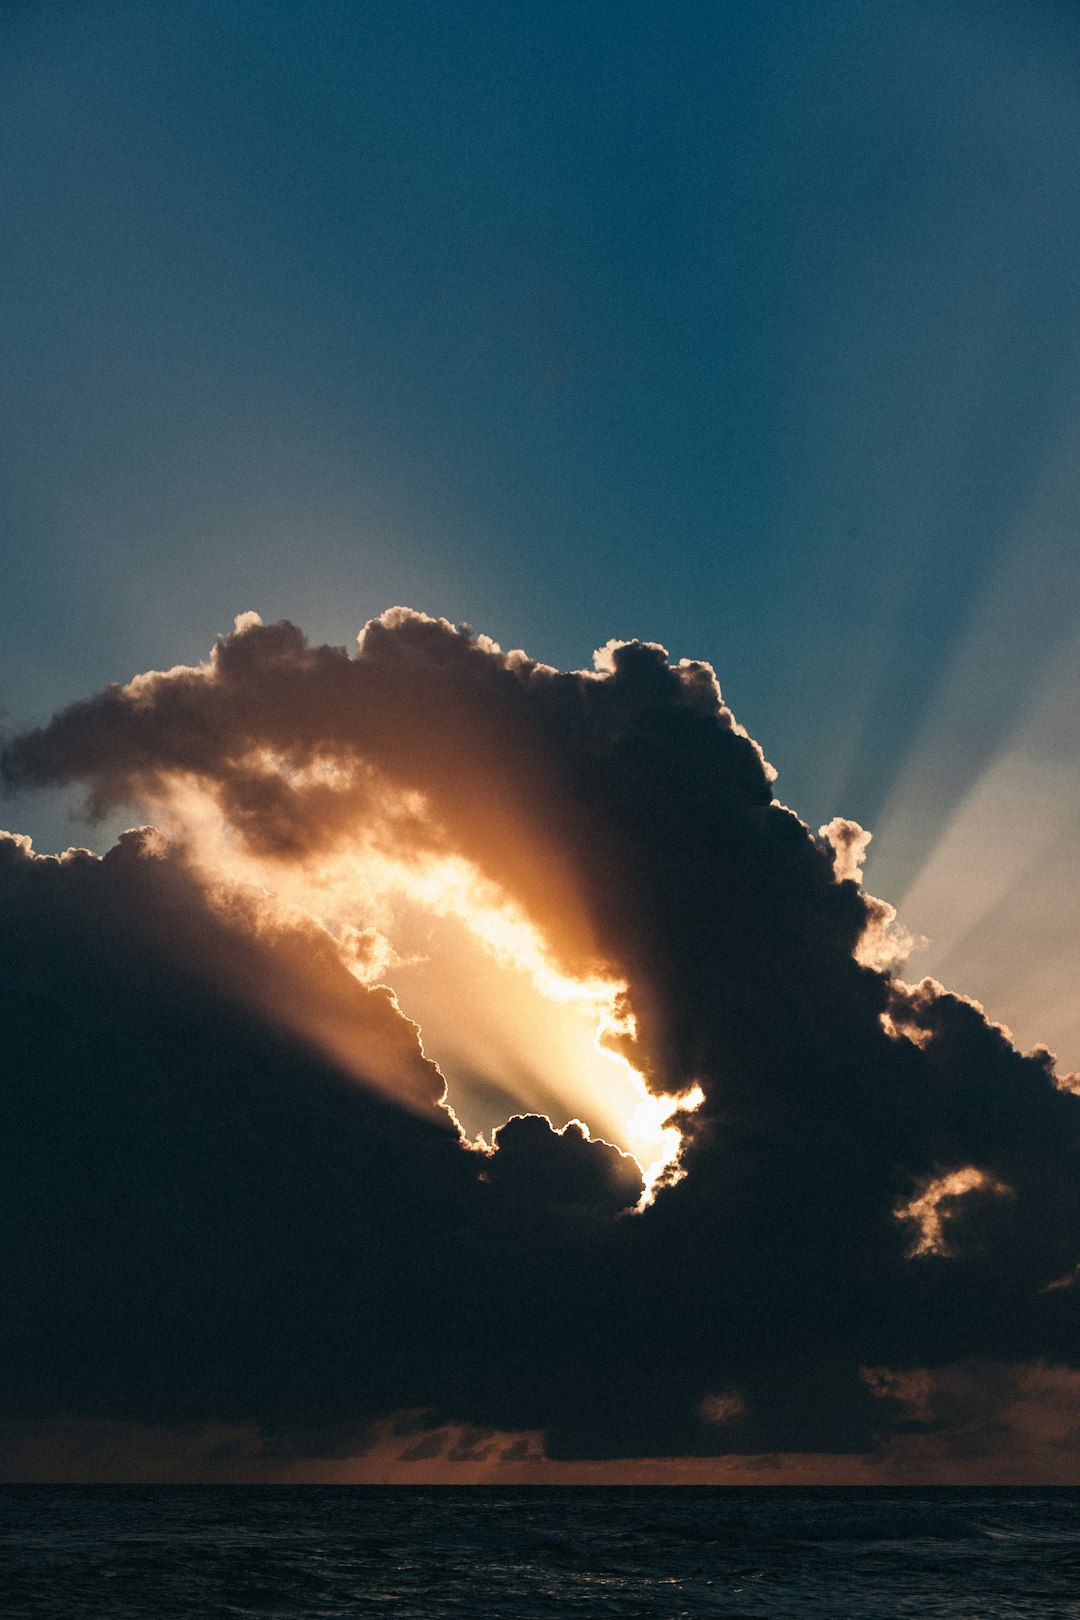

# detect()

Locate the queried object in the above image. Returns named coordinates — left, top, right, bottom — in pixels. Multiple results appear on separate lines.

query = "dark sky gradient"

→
left=4, top=1, right=1080, bottom=864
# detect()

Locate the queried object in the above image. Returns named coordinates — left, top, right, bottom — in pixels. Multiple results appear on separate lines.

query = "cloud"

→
left=3, top=608, right=1080, bottom=1474
left=0, top=825, right=648, bottom=1456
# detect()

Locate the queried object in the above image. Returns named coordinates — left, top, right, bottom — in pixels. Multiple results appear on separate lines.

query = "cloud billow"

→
left=2, top=608, right=1079, bottom=1470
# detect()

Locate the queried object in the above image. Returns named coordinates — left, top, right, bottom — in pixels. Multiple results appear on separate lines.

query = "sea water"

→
left=3, top=1485, right=1080, bottom=1618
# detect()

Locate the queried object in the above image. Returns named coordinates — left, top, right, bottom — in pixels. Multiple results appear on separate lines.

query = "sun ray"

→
left=135, top=773, right=699, bottom=1186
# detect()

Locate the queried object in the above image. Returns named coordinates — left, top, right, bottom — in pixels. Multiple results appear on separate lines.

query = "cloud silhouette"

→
left=3, top=609, right=1080, bottom=1472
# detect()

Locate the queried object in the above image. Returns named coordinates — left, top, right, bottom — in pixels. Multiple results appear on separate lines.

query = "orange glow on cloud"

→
left=895, top=1166, right=1013, bottom=1257
left=138, top=773, right=699, bottom=1188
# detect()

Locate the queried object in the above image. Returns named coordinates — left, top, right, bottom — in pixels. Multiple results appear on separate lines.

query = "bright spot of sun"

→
left=359, top=851, right=619, bottom=1010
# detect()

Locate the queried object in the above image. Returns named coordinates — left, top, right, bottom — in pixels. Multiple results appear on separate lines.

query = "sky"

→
left=3, top=0, right=1080, bottom=1482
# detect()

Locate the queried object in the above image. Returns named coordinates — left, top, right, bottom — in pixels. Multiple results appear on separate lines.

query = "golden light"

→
left=137, top=772, right=700, bottom=1192
left=895, top=1166, right=1012, bottom=1257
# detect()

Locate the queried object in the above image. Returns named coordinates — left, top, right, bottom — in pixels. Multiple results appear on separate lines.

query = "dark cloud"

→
left=3, top=610, right=1080, bottom=1472
left=397, top=1431, right=447, bottom=1464
left=486, top=1115, right=642, bottom=1218
left=0, top=829, right=639, bottom=1449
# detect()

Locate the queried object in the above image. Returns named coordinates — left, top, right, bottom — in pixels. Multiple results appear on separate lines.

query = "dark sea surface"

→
left=3, top=1485, right=1080, bottom=1619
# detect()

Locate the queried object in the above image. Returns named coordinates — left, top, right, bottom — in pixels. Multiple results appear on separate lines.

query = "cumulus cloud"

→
left=2, top=609, right=1080, bottom=1475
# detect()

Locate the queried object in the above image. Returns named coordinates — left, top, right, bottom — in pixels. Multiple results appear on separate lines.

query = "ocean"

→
left=2, top=1485, right=1079, bottom=1618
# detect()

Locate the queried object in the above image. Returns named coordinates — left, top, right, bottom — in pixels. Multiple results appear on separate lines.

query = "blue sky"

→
left=3, top=0, right=1080, bottom=1058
